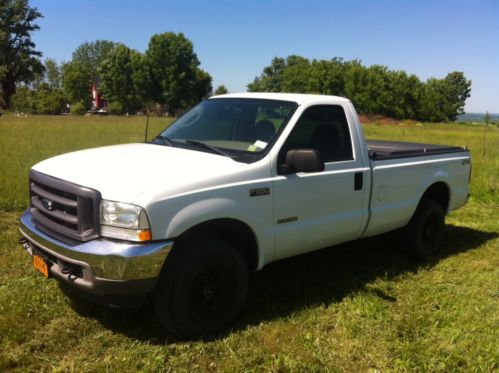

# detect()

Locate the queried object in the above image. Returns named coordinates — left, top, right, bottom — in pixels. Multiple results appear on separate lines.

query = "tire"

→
left=403, top=198, right=445, bottom=260
left=154, top=239, right=248, bottom=339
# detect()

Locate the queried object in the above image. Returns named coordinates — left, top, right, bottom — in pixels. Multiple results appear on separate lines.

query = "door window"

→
left=280, top=105, right=354, bottom=164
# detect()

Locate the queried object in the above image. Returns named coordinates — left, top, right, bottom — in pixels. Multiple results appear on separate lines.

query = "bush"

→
left=11, top=87, right=36, bottom=114
left=214, top=85, right=228, bottom=95
left=36, top=86, right=66, bottom=114
left=108, top=101, right=124, bottom=115
left=70, top=101, right=87, bottom=115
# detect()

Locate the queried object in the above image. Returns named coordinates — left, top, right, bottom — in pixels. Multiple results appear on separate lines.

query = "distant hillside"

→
left=457, top=113, right=499, bottom=122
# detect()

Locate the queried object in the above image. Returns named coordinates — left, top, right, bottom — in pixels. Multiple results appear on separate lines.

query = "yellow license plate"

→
left=33, top=254, right=49, bottom=278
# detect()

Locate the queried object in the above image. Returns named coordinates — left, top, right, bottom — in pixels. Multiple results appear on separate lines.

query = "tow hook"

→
left=19, top=236, right=31, bottom=250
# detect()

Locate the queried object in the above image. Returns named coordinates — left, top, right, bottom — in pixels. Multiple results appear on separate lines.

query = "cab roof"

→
left=210, top=92, right=351, bottom=106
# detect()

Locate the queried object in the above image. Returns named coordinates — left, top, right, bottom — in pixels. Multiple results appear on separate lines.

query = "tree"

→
left=44, top=58, right=61, bottom=89
left=72, top=40, right=116, bottom=83
left=62, top=61, right=92, bottom=108
left=247, top=57, right=286, bottom=92
left=146, top=32, right=211, bottom=113
left=10, top=83, right=65, bottom=114
left=441, top=72, right=471, bottom=121
left=130, top=51, right=153, bottom=107
left=343, top=60, right=370, bottom=113
left=214, top=85, right=228, bottom=95
left=281, top=56, right=312, bottom=93
left=248, top=55, right=472, bottom=122
left=416, top=73, right=471, bottom=122
left=98, top=44, right=144, bottom=114
left=385, top=71, right=422, bottom=119
left=10, top=86, right=36, bottom=113
left=190, top=68, right=212, bottom=105
left=309, top=58, right=346, bottom=96
left=0, top=0, right=44, bottom=108
left=35, top=83, right=65, bottom=114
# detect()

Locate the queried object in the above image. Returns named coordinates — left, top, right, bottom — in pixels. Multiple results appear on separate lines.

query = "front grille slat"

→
left=31, top=196, right=78, bottom=225
left=30, top=183, right=78, bottom=208
left=31, top=209, right=79, bottom=238
left=29, top=170, right=101, bottom=244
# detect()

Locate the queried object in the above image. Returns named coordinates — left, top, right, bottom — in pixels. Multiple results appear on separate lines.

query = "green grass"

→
left=0, top=115, right=498, bottom=371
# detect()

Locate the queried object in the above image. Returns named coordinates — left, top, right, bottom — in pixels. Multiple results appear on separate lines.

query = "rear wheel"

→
left=403, top=198, right=445, bottom=260
left=154, top=239, right=248, bottom=338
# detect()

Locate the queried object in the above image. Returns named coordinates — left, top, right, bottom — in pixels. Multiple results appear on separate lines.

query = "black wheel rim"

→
left=421, top=213, right=441, bottom=252
left=188, top=271, right=233, bottom=321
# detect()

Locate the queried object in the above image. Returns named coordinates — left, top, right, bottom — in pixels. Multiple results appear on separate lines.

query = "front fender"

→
left=147, top=185, right=275, bottom=269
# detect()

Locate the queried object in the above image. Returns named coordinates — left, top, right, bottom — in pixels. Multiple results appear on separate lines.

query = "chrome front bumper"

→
left=19, top=209, right=173, bottom=297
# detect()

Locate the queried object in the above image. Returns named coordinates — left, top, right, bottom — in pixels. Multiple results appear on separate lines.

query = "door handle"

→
left=354, top=172, right=363, bottom=190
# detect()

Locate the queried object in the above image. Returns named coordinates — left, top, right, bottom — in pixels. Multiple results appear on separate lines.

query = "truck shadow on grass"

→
left=62, top=224, right=497, bottom=343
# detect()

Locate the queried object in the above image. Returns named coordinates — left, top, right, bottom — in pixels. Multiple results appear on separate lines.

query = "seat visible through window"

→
left=311, top=123, right=342, bottom=162
left=253, top=119, right=275, bottom=143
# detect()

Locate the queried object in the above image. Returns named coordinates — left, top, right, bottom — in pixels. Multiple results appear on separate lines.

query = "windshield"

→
left=154, top=98, right=297, bottom=162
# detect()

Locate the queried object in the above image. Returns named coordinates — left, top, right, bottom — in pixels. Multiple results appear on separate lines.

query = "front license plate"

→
left=33, top=254, right=49, bottom=278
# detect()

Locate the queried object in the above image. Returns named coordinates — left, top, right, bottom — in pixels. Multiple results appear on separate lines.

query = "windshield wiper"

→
left=154, top=135, right=173, bottom=146
left=184, top=140, right=230, bottom=157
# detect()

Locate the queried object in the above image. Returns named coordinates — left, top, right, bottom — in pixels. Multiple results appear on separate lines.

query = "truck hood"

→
left=32, top=143, right=248, bottom=204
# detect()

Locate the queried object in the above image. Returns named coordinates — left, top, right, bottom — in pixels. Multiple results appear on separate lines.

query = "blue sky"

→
left=31, top=0, right=498, bottom=113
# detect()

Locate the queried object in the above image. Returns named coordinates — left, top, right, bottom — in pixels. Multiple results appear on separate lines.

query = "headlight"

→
left=100, top=200, right=151, bottom=242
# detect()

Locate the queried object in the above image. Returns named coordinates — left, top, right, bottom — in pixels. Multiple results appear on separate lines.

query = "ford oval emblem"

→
left=42, top=198, right=55, bottom=211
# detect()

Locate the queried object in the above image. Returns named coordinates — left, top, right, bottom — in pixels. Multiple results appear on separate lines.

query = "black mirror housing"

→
left=280, top=149, right=324, bottom=174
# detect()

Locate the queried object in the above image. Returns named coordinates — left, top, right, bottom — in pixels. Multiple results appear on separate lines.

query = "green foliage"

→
left=44, top=58, right=62, bottom=89
left=0, top=0, right=44, bottom=108
left=98, top=44, right=145, bottom=114
left=35, top=83, right=65, bottom=114
left=145, top=32, right=212, bottom=113
left=214, top=85, right=229, bottom=95
left=70, top=101, right=87, bottom=115
left=107, top=101, right=124, bottom=115
left=441, top=72, right=471, bottom=121
left=10, top=86, right=36, bottom=113
left=72, top=40, right=116, bottom=82
left=191, top=68, right=212, bottom=105
left=249, top=56, right=471, bottom=122
left=10, top=84, right=65, bottom=114
left=9, top=33, right=211, bottom=114
left=62, top=61, right=92, bottom=108
left=248, top=57, right=286, bottom=92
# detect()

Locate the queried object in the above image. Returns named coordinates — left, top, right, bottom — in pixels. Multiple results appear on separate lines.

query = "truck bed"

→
left=367, top=139, right=467, bottom=160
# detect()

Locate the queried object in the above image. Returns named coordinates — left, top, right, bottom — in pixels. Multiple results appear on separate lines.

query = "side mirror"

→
left=279, top=149, right=324, bottom=174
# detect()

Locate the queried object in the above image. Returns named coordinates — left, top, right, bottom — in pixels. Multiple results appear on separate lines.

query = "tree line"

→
left=248, top=56, right=471, bottom=122
left=2, top=0, right=471, bottom=122
left=9, top=35, right=214, bottom=116
left=1, top=1, right=216, bottom=115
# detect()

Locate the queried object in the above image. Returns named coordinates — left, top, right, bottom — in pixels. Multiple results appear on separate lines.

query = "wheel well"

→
left=421, top=182, right=450, bottom=213
left=176, top=218, right=259, bottom=271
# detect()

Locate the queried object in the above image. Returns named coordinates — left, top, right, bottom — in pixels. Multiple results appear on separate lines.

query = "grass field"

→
left=0, top=114, right=497, bottom=371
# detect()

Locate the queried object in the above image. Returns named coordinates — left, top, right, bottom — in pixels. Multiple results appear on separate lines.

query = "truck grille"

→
left=29, top=170, right=101, bottom=244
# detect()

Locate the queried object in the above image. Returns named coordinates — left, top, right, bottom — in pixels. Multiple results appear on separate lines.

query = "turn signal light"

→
left=138, top=230, right=152, bottom=241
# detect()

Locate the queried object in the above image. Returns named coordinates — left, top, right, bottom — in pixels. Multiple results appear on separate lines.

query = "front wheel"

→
left=154, top=239, right=248, bottom=339
left=402, top=198, right=445, bottom=260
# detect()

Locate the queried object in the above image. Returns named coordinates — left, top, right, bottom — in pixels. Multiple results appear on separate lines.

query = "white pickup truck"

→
left=19, top=93, right=471, bottom=337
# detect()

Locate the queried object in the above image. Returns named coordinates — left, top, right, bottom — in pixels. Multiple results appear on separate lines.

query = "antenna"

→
left=144, top=105, right=150, bottom=142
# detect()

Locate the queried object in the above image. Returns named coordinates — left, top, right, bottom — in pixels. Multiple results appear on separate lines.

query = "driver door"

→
left=273, top=105, right=368, bottom=260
